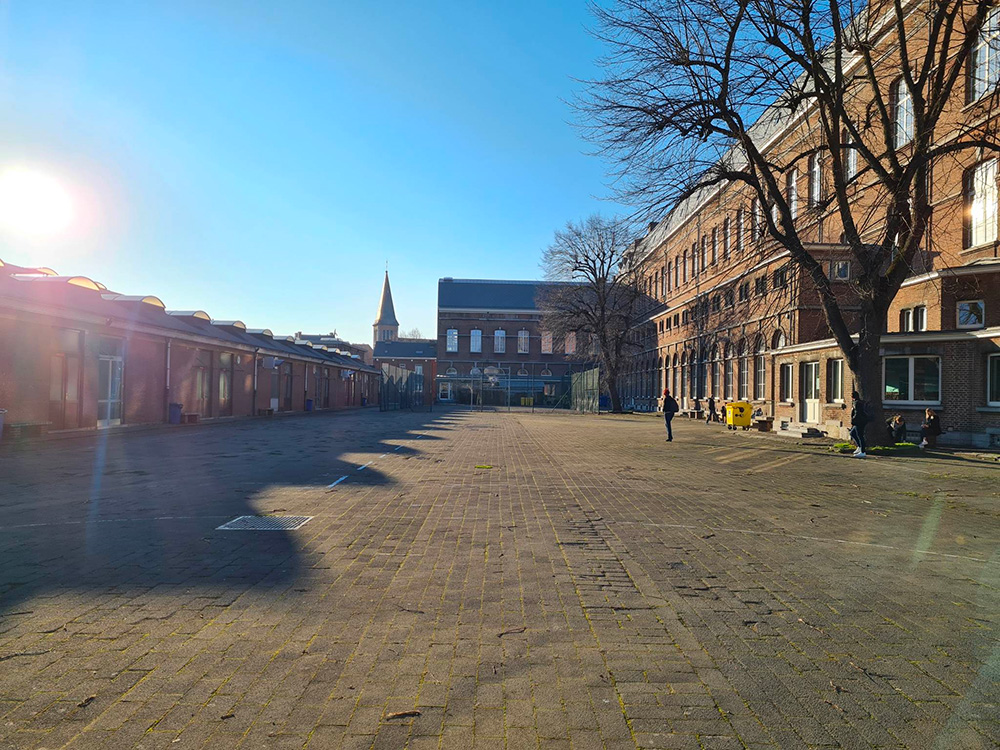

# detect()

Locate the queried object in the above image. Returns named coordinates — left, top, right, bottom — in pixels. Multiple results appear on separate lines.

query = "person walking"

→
left=705, top=395, right=717, bottom=424
left=663, top=388, right=679, bottom=441
left=849, top=390, right=871, bottom=458
left=920, top=408, right=941, bottom=449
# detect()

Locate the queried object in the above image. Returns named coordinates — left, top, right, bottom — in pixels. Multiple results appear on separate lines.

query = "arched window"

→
left=680, top=352, right=688, bottom=403
left=724, top=343, right=734, bottom=400
left=754, top=336, right=767, bottom=400
left=772, top=330, right=786, bottom=349
left=710, top=345, right=720, bottom=398
left=698, top=350, right=708, bottom=399
left=892, top=77, right=913, bottom=148
left=738, top=339, right=749, bottom=400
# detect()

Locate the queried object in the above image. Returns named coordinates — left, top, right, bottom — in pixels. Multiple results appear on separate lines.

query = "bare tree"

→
left=400, top=327, right=423, bottom=339
left=581, top=0, right=1000, bottom=433
left=540, top=215, right=649, bottom=413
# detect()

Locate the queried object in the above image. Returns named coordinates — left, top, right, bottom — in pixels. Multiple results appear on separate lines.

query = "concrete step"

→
left=777, top=423, right=827, bottom=439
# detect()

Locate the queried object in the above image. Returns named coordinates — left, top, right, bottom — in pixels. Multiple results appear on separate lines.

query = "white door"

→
left=801, top=361, right=820, bottom=423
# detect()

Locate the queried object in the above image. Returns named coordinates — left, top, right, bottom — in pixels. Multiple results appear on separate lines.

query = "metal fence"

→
left=570, top=367, right=602, bottom=413
left=379, top=364, right=430, bottom=411
left=435, top=364, right=603, bottom=413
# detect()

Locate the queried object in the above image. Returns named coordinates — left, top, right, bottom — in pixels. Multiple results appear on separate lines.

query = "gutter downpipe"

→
left=164, top=338, right=172, bottom=422
left=252, top=347, right=260, bottom=417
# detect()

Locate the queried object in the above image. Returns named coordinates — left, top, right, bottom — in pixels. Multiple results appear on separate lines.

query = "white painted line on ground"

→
left=394, top=446, right=402, bottom=451
left=379, top=454, right=387, bottom=458
left=327, top=476, right=349, bottom=488
left=357, top=462, right=372, bottom=471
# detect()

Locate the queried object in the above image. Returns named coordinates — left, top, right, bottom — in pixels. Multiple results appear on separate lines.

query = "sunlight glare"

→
left=0, top=167, right=77, bottom=239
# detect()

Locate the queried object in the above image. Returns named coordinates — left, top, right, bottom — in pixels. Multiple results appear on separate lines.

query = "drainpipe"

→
left=252, top=347, right=260, bottom=417
left=164, top=338, right=172, bottom=422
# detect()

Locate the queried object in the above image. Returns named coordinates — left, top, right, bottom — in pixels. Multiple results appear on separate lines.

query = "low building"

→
left=436, top=278, right=594, bottom=406
left=0, top=259, right=379, bottom=436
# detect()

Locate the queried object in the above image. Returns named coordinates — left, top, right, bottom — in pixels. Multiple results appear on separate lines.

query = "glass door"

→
left=801, top=361, right=820, bottom=423
left=97, top=356, right=124, bottom=427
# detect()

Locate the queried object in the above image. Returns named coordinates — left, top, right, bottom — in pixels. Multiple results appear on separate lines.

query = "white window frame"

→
left=882, top=355, right=941, bottom=405
left=914, top=305, right=927, bottom=332
left=893, top=77, right=914, bottom=148
left=901, top=308, right=913, bottom=332
left=446, top=329, right=458, bottom=353
left=736, top=209, right=745, bottom=255
left=988, top=353, right=1000, bottom=406
left=754, top=355, right=766, bottom=400
left=470, top=328, right=482, bottom=353
left=517, top=329, right=530, bottom=354
left=780, top=363, right=794, bottom=402
left=786, top=168, right=798, bottom=220
left=738, top=357, right=749, bottom=400
left=724, top=358, right=734, bottom=400
left=723, top=218, right=731, bottom=259
left=972, top=8, right=1000, bottom=102
left=831, top=260, right=851, bottom=281
left=494, top=329, right=506, bottom=354
left=808, top=153, right=821, bottom=207
left=845, top=143, right=858, bottom=182
left=828, top=358, right=844, bottom=403
left=541, top=331, right=553, bottom=354
left=957, top=299, right=985, bottom=329
left=711, top=227, right=718, bottom=264
left=967, top=159, right=998, bottom=248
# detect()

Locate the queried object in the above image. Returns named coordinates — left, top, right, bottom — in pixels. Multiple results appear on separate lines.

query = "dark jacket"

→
left=664, top=395, right=679, bottom=415
left=922, top=414, right=941, bottom=436
left=851, top=399, right=869, bottom=427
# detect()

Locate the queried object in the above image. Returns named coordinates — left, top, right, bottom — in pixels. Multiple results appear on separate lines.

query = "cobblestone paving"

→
left=0, top=409, right=997, bottom=749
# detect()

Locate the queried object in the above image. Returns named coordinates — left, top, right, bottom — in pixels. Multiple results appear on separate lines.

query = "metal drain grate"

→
left=217, top=515, right=313, bottom=531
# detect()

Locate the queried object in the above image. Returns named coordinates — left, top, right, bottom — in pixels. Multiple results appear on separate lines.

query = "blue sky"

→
left=0, top=0, right=625, bottom=345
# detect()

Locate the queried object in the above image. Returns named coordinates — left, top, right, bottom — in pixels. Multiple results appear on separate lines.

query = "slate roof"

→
left=374, top=271, right=399, bottom=326
left=437, top=278, right=582, bottom=312
left=0, top=259, right=378, bottom=374
left=374, top=339, right=437, bottom=359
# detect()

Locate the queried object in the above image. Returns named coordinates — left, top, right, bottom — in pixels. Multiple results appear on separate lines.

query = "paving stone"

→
left=0, top=409, right=996, bottom=749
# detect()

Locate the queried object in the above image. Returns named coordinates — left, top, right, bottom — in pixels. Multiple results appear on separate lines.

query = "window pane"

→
left=884, top=358, right=909, bottom=401
left=970, top=161, right=998, bottom=247
left=990, top=355, right=1000, bottom=403
left=958, top=301, right=985, bottom=328
left=470, top=329, right=481, bottom=353
left=913, top=357, right=940, bottom=402
left=446, top=329, right=458, bottom=352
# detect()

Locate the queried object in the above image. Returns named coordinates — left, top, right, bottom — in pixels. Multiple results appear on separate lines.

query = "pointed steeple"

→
left=374, top=271, right=399, bottom=326
left=373, top=270, right=400, bottom=347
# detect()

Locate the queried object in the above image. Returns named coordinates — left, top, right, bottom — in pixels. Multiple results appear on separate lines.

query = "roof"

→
left=0, top=258, right=378, bottom=374
left=373, top=271, right=399, bottom=327
left=374, top=339, right=437, bottom=359
left=438, top=278, right=582, bottom=312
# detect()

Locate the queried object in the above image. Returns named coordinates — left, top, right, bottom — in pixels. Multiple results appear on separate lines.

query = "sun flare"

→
left=0, top=166, right=76, bottom=239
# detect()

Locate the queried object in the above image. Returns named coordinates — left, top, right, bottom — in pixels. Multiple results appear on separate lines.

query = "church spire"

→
left=373, top=270, right=400, bottom=346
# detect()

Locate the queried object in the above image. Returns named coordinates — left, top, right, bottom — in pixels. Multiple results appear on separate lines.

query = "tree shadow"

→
left=0, top=409, right=454, bottom=619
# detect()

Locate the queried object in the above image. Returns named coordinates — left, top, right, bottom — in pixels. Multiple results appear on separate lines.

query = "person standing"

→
left=920, top=408, right=941, bottom=449
left=663, top=389, right=679, bottom=441
left=849, top=390, right=870, bottom=458
left=705, top=396, right=717, bottom=424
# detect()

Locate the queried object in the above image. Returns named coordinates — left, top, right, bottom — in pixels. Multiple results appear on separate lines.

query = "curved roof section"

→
left=212, top=320, right=247, bottom=330
left=167, top=310, right=211, bottom=321
left=10, top=274, right=104, bottom=291
left=101, top=293, right=167, bottom=308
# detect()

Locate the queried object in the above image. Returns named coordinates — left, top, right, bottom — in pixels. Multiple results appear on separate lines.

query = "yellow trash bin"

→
left=725, top=401, right=753, bottom=430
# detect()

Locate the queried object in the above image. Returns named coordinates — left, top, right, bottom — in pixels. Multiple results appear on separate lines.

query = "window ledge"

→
left=882, top=402, right=943, bottom=409
left=976, top=406, right=1000, bottom=413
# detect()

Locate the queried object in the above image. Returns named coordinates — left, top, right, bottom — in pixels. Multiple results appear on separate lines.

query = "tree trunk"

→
left=852, top=328, right=887, bottom=447
left=607, top=377, right=624, bottom=413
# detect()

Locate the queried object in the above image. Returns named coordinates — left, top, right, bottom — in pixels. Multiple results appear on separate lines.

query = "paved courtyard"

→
left=0, top=408, right=997, bottom=750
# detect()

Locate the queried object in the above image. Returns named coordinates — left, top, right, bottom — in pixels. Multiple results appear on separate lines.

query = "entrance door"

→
left=801, top=361, right=820, bottom=423
left=49, top=353, right=81, bottom=429
left=97, top=356, right=124, bottom=428
left=217, top=353, right=233, bottom=417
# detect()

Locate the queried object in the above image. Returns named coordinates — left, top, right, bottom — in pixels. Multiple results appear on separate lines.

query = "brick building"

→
left=623, top=4, right=1000, bottom=447
left=435, top=278, right=593, bottom=405
left=0, top=259, right=379, bottom=437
